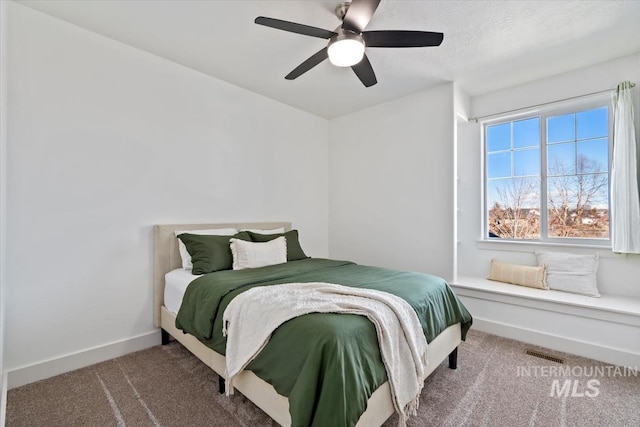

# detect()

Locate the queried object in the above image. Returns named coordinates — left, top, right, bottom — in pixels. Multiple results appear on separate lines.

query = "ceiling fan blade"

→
left=363, top=30, right=444, bottom=47
left=342, top=0, right=381, bottom=32
left=351, top=54, right=377, bottom=87
left=285, top=47, right=329, bottom=80
left=255, top=16, right=337, bottom=39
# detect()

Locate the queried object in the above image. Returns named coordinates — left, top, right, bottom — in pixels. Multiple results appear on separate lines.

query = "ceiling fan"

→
left=254, top=0, right=443, bottom=88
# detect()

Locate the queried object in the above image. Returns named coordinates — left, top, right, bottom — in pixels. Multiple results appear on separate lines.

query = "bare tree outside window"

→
left=547, top=155, right=609, bottom=238
left=488, top=177, right=540, bottom=238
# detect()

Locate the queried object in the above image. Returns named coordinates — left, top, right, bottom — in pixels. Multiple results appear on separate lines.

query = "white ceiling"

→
left=19, top=0, right=640, bottom=119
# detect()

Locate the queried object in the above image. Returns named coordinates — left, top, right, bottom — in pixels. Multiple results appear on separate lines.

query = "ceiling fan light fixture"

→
left=327, top=30, right=365, bottom=67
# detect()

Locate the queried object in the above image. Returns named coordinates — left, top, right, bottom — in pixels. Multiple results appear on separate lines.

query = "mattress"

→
left=164, top=268, right=201, bottom=314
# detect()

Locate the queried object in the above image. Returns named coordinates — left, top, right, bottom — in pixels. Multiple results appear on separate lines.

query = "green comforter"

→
left=175, top=258, right=472, bottom=427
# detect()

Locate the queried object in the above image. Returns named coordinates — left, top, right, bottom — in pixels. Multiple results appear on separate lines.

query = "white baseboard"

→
left=7, top=330, right=161, bottom=390
left=472, top=317, right=640, bottom=368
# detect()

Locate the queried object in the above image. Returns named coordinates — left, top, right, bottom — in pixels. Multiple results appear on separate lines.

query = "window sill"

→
left=475, top=239, right=620, bottom=258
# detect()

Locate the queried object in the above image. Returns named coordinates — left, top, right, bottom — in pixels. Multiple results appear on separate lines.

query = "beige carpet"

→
left=7, top=330, right=640, bottom=427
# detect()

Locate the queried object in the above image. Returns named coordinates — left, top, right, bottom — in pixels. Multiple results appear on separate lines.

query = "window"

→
left=485, top=101, right=611, bottom=245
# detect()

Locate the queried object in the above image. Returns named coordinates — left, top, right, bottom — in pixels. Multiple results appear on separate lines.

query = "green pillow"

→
left=177, top=231, right=250, bottom=274
left=247, top=229, right=308, bottom=261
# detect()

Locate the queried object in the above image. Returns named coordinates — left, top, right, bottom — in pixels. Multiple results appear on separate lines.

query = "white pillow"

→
left=230, top=237, right=287, bottom=270
left=175, top=228, right=238, bottom=270
left=240, top=227, right=285, bottom=234
left=536, top=252, right=600, bottom=297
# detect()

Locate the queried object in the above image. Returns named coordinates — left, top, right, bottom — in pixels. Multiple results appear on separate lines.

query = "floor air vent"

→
left=525, top=349, right=565, bottom=364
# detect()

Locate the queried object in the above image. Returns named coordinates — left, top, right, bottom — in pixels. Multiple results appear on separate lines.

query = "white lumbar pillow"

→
left=230, top=237, right=287, bottom=270
left=175, top=228, right=238, bottom=270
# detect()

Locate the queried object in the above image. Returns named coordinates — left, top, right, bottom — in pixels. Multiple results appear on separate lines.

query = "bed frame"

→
left=153, top=222, right=462, bottom=426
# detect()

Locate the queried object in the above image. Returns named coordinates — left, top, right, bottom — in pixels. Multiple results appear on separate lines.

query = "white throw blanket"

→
left=222, top=282, right=428, bottom=427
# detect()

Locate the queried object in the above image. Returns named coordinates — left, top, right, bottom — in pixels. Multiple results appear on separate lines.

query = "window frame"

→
left=482, top=95, right=613, bottom=247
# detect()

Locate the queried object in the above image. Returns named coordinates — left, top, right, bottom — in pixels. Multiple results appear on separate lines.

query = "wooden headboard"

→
left=153, top=222, right=292, bottom=327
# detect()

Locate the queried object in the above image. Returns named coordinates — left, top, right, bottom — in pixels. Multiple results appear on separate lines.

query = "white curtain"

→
left=611, top=81, right=640, bottom=254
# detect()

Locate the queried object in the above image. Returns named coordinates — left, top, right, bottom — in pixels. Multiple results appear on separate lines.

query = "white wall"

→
left=453, top=84, right=471, bottom=282
left=328, top=83, right=456, bottom=281
left=0, top=0, right=8, bottom=419
left=457, top=53, right=640, bottom=297
left=5, top=2, right=329, bottom=383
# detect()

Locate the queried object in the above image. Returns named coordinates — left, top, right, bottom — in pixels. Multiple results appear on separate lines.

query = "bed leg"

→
left=161, top=329, right=171, bottom=345
left=218, top=376, right=226, bottom=394
left=448, top=347, right=458, bottom=369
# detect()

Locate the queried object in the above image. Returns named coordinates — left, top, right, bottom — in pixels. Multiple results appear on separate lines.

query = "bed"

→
left=153, top=222, right=471, bottom=426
